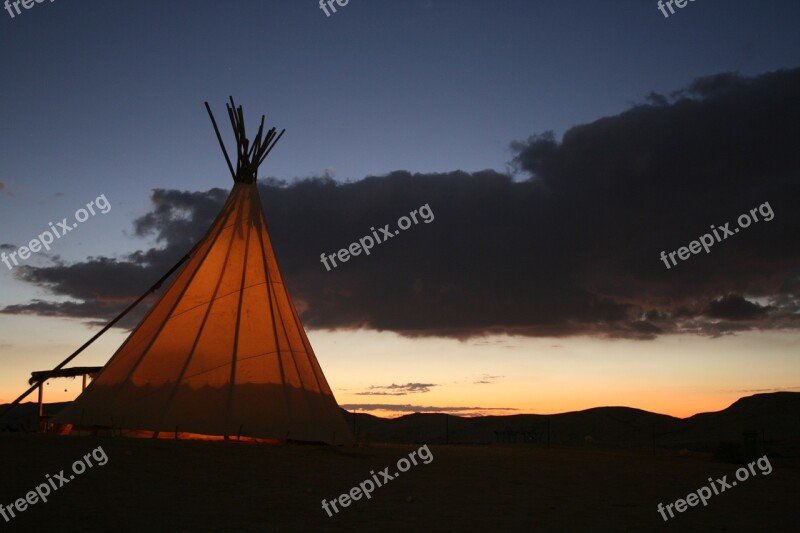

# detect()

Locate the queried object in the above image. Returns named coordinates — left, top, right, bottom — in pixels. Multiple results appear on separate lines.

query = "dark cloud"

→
left=3, top=68, right=799, bottom=340
left=356, top=383, right=437, bottom=396
left=2, top=189, right=228, bottom=328
left=703, top=294, right=771, bottom=321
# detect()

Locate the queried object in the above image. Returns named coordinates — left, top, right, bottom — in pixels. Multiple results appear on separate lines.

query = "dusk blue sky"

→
left=1, top=1, right=798, bottom=415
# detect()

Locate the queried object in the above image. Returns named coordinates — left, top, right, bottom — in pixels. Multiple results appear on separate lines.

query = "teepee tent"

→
left=54, top=99, right=353, bottom=445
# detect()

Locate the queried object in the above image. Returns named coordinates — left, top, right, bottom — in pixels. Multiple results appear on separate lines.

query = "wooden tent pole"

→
left=204, top=102, right=236, bottom=180
left=37, top=383, right=44, bottom=432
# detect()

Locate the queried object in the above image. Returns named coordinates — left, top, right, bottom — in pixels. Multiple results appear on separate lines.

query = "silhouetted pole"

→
left=36, top=383, right=44, bottom=432
left=445, top=414, right=449, bottom=444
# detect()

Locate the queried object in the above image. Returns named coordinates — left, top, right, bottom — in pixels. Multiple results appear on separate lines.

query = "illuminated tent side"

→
left=54, top=99, right=353, bottom=445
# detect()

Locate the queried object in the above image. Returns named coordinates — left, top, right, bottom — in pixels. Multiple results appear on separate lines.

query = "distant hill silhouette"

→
left=3, top=393, right=798, bottom=457
left=345, top=393, right=800, bottom=457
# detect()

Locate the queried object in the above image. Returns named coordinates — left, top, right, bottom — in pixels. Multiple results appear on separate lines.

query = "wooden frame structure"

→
left=28, top=366, right=103, bottom=431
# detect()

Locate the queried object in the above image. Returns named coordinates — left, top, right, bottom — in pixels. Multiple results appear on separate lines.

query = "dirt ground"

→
left=0, top=434, right=797, bottom=532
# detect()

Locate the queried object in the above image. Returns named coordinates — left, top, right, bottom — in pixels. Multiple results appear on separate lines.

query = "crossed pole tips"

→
left=204, top=97, right=285, bottom=184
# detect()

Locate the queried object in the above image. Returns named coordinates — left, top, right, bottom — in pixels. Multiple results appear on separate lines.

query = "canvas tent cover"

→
left=55, top=102, right=353, bottom=445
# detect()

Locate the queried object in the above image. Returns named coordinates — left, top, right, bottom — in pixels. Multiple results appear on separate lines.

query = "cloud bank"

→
left=355, top=383, right=437, bottom=396
left=3, top=68, right=799, bottom=340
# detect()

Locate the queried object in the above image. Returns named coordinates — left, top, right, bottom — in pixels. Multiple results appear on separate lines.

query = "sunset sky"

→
left=1, top=1, right=798, bottom=419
